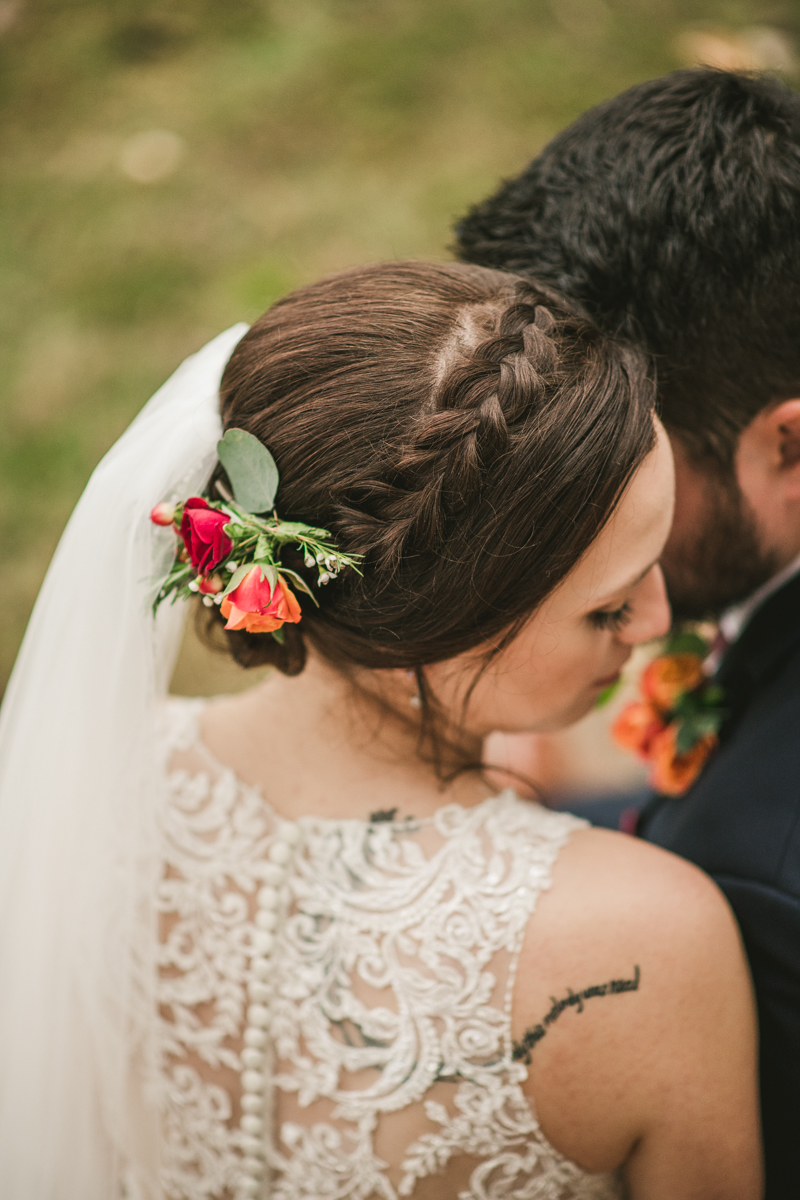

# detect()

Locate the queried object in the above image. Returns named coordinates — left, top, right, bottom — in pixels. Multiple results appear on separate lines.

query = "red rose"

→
left=220, top=568, right=302, bottom=634
left=180, top=497, right=233, bottom=575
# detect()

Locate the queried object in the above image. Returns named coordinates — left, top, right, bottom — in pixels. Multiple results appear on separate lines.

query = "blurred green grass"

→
left=1, top=0, right=798, bottom=696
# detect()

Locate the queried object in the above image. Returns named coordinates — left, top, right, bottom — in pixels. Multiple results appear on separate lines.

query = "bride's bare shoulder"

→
left=517, top=822, right=743, bottom=1021
left=540, top=822, right=731, bottom=938
left=512, top=823, right=759, bottom=1192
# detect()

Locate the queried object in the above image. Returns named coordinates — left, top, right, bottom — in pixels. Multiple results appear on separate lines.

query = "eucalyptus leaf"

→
left=217, top=428, right=280, bottom=514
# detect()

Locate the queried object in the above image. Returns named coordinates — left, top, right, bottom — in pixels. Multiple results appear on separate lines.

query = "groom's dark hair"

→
left=455, top=69, right=800, bottom=466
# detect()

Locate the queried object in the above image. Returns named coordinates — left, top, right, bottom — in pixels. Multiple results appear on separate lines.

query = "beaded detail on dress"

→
left=154, top=697, right=623, bottom=1200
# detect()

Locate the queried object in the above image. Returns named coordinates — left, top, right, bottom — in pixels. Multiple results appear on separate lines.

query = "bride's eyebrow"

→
left=593, top=559, right=659, bottom=606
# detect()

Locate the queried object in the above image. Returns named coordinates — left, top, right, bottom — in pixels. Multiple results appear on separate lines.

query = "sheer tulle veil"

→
left=0, top=324, right=248, bottom=1198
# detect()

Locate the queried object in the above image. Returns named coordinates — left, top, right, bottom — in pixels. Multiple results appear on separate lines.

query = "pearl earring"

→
left=404, top=669, right=422, bottom=710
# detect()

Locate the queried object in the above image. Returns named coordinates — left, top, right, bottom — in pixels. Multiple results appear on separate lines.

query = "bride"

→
left=0, top=262, right=760, bottom=1199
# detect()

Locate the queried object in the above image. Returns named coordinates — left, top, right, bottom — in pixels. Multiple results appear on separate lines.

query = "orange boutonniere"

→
left=611, top=631, right=725, bottom=796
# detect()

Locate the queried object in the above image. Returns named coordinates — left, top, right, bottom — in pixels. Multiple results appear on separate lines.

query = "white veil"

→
left=0, top=324, right=248, bottom=1199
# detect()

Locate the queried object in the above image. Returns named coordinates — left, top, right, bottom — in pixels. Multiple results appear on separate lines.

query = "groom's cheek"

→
left=659, top=438, right=710, bottom=576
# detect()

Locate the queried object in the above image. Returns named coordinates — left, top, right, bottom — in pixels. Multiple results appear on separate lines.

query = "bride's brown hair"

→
left=206, top=261, right=655, bottom=680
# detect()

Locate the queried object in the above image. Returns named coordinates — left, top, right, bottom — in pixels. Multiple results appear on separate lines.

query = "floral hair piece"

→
left=611, top=628, right=726, bottom=796
left=151, top=428, right=362, bottom=641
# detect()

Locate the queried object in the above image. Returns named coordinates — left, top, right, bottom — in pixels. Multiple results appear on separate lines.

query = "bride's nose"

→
left=618, top=564, right=671, bottom=645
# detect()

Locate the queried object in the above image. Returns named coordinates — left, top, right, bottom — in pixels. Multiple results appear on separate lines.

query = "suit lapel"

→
left=715, top=571, right=800, bottom=736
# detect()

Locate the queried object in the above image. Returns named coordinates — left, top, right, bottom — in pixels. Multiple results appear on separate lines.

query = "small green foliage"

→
left=658, top=629, right=727, bottom=755
left=665, top=629, right=709, bottom=657
left=676, top=711, right=724, bottom=755
left=595, top=677, right=622, bottom=709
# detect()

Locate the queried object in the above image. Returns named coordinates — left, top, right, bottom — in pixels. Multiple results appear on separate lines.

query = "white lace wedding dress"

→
left=151, top=697, right=623, bottom=1200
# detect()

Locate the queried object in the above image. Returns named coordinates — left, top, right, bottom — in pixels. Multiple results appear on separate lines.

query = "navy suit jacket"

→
left=643, top=571, right=800, bottom=1198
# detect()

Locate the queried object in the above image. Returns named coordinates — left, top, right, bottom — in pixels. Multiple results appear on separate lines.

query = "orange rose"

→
left=220, top=568, right=302, bottom=633
left=648, top=724, right=718, bottom=796
left=611, top=700, right=667, bottom=760
left=641, top=653, right=706, bottom=714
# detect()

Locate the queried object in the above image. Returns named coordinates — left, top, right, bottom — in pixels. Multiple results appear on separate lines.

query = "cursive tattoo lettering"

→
left=512, top=965, right=640, bottom=1063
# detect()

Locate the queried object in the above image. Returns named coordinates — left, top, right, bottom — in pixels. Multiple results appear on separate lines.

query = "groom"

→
left=455, top=68, right=800, bottom=1195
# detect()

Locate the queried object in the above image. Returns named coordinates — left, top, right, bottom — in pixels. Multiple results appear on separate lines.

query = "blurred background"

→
left=1, top=0, right=797, bottom=794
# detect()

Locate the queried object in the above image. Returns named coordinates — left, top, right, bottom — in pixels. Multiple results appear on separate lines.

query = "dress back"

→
left=151, top=698, right=621, bottom=1200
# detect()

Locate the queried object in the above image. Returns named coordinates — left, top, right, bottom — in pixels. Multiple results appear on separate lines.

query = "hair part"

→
left=455, top=69, right=800, bottom=467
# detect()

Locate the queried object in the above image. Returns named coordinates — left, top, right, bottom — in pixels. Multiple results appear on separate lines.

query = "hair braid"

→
left=357, top=296, right=562, bottom=571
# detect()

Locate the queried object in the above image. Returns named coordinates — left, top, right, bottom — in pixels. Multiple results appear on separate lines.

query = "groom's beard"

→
left=661, top=469, right=780, bottom=621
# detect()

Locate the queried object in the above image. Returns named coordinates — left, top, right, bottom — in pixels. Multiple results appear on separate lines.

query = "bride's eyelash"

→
left=588, top=600, right=633, bottom=632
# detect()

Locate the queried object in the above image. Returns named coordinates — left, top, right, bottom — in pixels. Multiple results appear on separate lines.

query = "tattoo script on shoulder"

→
left=512, top=965, right=640, bottom=1064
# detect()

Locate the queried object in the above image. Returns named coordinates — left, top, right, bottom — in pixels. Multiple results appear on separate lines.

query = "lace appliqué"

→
left=154, top=698, right=622, bottom=1200
left=155, top=698, right=273, bottom=1199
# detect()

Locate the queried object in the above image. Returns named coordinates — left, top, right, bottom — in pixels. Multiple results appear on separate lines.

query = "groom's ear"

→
left=776, top=399, right=800, bottom=475
left=737, top=399, right=800, bottom=502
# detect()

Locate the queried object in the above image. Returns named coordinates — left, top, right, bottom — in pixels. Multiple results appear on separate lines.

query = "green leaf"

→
left=693, top=712, right=724, bottom=736
left=258, top=562, right=278, bottom=590
left=278, top=521, right=331, bottom=538
left=217, top=428, right=279, bottom=514
left=595, top=677, right=622, bottom=709
left=221, top=564, right=251, bottom=597
left=665, top=629, right=709, bottom=657
left=673, top=690, right=702, bottom=719
left=255, top=534, right=273, bottom=561
left=675, top=712, right=722, bottom=755
left=675, top=724, right=695, bottom=756
left=271, top=626, right=286, bottom=645
left=269, top=520, right=332, bottom=544
left=279, top=567, right=319, bottom=604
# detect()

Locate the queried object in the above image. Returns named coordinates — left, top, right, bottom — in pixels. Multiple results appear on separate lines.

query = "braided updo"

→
left=204, top=261, right=655, bottom=676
